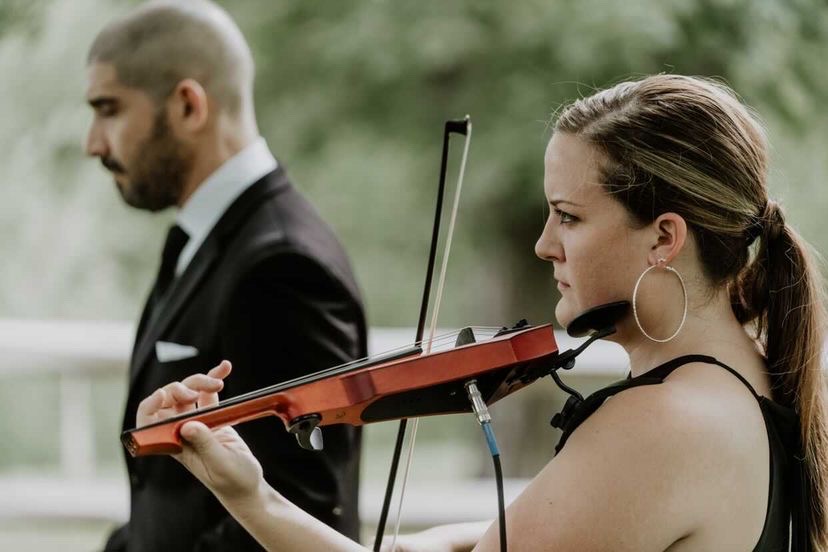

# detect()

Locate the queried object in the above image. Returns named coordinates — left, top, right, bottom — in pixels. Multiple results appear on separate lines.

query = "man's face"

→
left=85, top=62, right=193, bottom=211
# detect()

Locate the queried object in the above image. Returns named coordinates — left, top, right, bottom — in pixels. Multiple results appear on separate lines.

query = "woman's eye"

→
left=553, top=208, right=577, bottom=224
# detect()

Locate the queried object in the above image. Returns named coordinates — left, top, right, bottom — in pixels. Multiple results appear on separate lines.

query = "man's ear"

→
left=649, top=212, right=687, bottom=265
left=168, top=78, right=209, bottom=134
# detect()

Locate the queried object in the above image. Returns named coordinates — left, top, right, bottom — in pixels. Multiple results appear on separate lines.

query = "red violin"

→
left=122, top=321, right=561, bottom=456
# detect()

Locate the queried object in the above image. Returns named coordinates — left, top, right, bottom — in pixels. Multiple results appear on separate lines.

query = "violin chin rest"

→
left=288, top=414, right=324, bottom=451
left=566, top=301, right=630, bottom=337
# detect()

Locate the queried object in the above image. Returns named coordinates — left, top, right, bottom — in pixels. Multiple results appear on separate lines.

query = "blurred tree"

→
left=226, top=0, right=828, bottom=329
left=0, top=0, right=44, bottom=34
left=0, top=0, right=825, bottom=333
left=0, top=0, right=168, bottom=322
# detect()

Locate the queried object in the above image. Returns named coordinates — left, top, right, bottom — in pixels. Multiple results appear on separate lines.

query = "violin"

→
left=123, top=321, right=553, bottom=455
left=122, top=302, right=629, bottom=457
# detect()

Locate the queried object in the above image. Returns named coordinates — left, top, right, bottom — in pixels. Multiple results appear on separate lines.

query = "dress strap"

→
left=640, top=354, right=761, bottom=400
left=554, top=354, right=758, bottom=454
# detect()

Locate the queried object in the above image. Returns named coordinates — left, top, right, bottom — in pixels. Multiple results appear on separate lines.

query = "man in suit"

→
left=84, top=1, right=366, bottom=550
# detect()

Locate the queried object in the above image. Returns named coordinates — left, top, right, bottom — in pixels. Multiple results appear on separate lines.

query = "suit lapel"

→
left=129, top=168, right=290, bottom=386
left=131, top=287, right=155, bottom=360
left=130, top=241, right=219, bottom=385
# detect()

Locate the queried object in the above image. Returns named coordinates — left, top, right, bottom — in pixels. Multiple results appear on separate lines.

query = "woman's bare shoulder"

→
left=574, top=360, right=768, bottom=474
left=483, top=363, right=768, bottom=551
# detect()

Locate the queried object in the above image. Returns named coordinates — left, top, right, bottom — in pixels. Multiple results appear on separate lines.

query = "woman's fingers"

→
left=181, top=361, right=232, bottom=409
left=136, top=361, right=233, bottom=426
left=167, top=381, right=200, bottom=404
left=137, top=381, right=201, bottom=423
left=180, top=373, right=225, bottom=393
left=137, top=384, right=192, bottom=425
left=180, top=421, right=225, bottom=460
left=136, top=387, right=167, bottom=424
left=207, top=360, right=232, bottom=380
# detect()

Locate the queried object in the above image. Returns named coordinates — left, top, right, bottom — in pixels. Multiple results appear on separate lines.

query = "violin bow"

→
left=373, top=116, right=473, bottom=551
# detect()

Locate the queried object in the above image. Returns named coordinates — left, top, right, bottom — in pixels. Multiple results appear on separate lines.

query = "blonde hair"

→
left=556, top=74, right=828, bottom=549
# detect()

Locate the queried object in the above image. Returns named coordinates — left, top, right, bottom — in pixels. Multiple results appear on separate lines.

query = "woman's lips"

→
left=557, top=281, right=570, bottom=291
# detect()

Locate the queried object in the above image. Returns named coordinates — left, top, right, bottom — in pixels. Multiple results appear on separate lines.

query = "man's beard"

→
left=106, top=108, right=194, bottom=212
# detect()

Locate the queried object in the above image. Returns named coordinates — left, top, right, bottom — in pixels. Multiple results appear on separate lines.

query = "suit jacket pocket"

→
left=155, top=340, right=199, bottom=362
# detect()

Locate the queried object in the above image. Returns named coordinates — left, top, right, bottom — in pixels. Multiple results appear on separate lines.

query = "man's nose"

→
left=84, top=123, right=107, bottom=158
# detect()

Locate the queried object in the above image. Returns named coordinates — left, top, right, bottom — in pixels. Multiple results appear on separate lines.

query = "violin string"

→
left=389, top=119, right=473, bottom=550
left=327, top=324, right=502, bottom=375
left=204, top=324, right=506, bottom=410
left=203, top=332, right=460, bottom=408
left=214, top=327, right=497, bottom=409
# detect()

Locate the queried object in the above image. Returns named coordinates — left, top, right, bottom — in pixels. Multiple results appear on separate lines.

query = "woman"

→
left=137, top=75, right=827, bottom=551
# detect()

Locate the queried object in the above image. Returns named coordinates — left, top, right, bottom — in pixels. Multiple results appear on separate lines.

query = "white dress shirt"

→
left=175, top=137, right=278, bottom=276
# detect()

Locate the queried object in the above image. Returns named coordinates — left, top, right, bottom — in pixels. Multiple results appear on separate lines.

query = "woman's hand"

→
left=136, top=361, right=264, bottom=501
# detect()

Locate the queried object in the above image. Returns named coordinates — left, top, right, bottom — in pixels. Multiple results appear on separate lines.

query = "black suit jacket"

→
left=105, top=167, right=366, bottom=551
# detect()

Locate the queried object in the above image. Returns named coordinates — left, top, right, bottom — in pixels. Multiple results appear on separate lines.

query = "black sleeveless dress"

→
left=553, top=355, right=810, bottom=552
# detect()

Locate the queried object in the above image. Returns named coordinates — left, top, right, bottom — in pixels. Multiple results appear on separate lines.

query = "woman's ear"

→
left=649, top=212, right=687, bottom=265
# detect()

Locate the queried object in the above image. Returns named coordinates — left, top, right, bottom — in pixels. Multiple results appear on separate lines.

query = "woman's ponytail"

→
left=751, top=203, right=828, bottom=549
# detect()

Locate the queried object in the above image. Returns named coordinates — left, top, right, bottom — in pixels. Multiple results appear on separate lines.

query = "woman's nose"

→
left=535, top=220, right=562, bottom=262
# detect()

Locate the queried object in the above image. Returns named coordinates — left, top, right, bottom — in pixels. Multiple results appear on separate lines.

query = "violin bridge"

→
left=454, top=327, right=476, bottom=347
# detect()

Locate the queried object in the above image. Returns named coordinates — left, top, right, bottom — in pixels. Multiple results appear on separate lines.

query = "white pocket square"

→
left=155, top=341, right=199, bottom=362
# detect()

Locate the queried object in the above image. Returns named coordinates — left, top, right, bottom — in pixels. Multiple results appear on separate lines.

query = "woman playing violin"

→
left=135, top=74, right=828, bottom=551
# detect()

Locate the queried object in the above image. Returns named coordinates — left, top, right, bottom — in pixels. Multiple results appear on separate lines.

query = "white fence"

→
left=0, top=319, right=627, bottom=527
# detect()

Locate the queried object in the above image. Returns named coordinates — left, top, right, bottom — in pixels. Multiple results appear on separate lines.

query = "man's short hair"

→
left=87, top=0, right=254, bottom=115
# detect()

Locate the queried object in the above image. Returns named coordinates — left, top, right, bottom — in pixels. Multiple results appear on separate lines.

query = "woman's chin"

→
left=554, top=300, right=577, bottom=330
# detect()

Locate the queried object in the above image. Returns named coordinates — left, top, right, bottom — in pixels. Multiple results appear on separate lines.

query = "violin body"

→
left=123, top=322, right=560, bottom=457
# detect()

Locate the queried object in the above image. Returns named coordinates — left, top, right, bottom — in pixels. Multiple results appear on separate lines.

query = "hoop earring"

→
left=632, top=258, right=688, bottom=343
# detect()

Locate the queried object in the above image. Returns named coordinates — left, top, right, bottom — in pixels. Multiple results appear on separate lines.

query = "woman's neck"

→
left=621, top=286, right=754, bottom=377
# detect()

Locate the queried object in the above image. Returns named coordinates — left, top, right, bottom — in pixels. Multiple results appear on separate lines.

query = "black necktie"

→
left=151, top=224, right=189, bottom=309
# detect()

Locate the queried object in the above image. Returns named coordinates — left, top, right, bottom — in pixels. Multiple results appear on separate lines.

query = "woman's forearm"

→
left=217, top=478, right=491, bottom=552
left=426, top=520, right=492, bottom=552
left=217, top=478, right=367, bottom=552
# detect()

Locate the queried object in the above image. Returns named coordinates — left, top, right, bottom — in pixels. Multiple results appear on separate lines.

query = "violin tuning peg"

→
left=493, top=319, right=532, bottom=338
left=288, top=414, right=324, bottom=451
left=298, top=427, right=323, bottom=451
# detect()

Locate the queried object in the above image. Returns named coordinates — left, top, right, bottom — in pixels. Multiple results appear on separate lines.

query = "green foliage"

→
left=230, top=0, right=828, bottom=325
left=0, top=0, right=45, bottom=35
left=0, top=0, right=826, bottom=327
left=0, top=0, right=168, bottom=320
